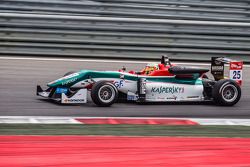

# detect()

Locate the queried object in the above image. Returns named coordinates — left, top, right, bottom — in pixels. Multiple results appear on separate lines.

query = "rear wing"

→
left=211, top=57, right=243, bottom=85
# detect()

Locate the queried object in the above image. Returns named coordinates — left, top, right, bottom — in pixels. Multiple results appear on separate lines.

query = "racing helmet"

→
left=144, top=63, right=159, bottom=75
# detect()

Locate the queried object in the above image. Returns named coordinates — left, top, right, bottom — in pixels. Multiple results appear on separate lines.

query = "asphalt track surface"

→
left=0, top=57, right=250, bottom=118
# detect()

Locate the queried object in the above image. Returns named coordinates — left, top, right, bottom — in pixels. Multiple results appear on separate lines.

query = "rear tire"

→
left=91, top=81, right=118, bottom=107
left=212, top=79, right=241, bottom=106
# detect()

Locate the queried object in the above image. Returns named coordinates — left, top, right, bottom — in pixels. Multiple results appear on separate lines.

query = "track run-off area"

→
left=1, top=136, right=250, bottom=167
left=0, top=56, right=250, bottom=118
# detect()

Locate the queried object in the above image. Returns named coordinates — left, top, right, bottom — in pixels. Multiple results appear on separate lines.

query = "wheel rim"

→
left=98, top=85, right=115, bottom=103
left=221, top=84, right=238, bottom=103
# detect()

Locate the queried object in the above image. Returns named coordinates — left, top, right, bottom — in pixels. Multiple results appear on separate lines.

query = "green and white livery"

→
left=37, top=57, right=242, bottom=107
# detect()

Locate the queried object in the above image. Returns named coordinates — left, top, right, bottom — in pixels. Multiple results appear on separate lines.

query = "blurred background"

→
left=0, top=0, right=250, bottom=62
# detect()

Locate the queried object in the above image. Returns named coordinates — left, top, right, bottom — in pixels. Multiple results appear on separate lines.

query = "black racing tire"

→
left=212, top=79, right=241, bottom=106
left=91, top=81, right=118, bottom=107
left=63, top=71, right=76, bottom=77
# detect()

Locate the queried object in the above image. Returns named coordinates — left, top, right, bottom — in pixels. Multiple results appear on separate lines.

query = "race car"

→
left=37, top=56, right=243, bottom=106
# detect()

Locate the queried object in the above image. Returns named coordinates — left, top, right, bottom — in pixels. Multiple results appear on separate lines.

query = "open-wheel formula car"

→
left=37, top=56, right=243, bottom=106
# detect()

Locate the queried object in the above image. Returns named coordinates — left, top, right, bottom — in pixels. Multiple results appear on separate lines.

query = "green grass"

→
left=0, top=124, right=250, bottom=137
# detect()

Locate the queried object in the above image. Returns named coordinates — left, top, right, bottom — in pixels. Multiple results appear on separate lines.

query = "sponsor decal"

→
left=166, top=95, right=177, bottom=100
left=230, top=62, right=243, bottom=70
left=127, top=91, right=138, bottom=101
left=62, top=78, right=78, bottom=85
left=187, top=96, right=199, bottom=99
left=214, top=59, right=222, bottom=65
left=211, top=57, right=224, bottom=80
left=211, top=66, right=223, bottom=71
left=114, top=80, right=124, bottom=88
left=127, top=95, right=138, bottom=101
left=63, top=73, right=79, bottom=79
left=229, top=61, right=243, bottom=85
left=64, top=99, right=85, bottom=103
left=151, top=86, right=184, bottom=94
left=49, top=73, right=79, bottom=86
left=56, top=87, right=68, bottom=94
left=120, top=74, right=125, bottom=79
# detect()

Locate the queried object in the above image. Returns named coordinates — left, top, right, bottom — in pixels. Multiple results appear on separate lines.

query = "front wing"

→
left=36, top=85, right=87, bottom=104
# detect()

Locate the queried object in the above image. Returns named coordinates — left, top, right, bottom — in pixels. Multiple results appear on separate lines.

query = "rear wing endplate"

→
left=211, top=57, right=243, bottom=85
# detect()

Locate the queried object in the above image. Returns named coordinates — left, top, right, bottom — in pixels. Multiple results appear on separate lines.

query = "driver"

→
left=142, top=63, right=159, bottom=75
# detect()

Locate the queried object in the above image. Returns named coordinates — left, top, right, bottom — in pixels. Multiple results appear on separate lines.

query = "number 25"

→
left=233, top=71, right=241, bottom=79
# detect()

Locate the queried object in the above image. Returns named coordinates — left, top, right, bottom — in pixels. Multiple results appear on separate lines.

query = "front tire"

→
left=91, top=81, right=118, bottom=107
left=212, top=79, right=241, bottom=106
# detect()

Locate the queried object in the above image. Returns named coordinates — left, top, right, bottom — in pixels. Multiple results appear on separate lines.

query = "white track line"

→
left=0, top=116, right=250, bottom=126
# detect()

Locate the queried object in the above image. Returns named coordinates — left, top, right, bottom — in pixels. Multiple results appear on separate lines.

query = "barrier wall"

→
left=0, top=0, right=250, bottom=61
